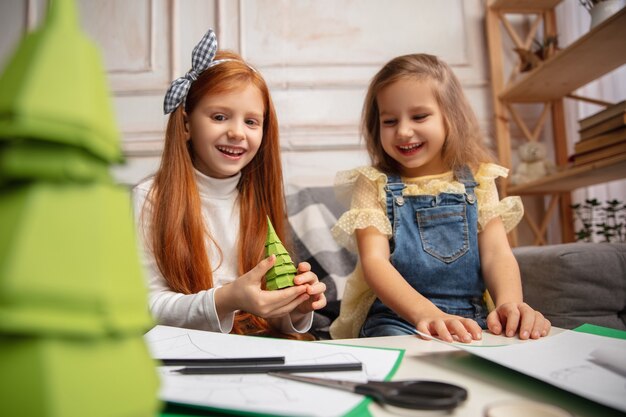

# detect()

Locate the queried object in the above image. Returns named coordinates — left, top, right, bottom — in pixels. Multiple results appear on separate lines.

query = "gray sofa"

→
left=286, top=185, right=626, bottom=337
left=514, top=242, right=626, bottom=331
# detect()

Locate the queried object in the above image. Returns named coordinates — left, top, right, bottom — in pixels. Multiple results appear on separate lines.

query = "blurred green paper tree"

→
left=0, top=0, right=159, bottom=416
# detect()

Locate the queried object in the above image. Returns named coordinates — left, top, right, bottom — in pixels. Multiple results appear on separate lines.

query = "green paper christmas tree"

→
left=0, top=0, right=159, bottom=416
left=264, top=216, right=297, bottom=290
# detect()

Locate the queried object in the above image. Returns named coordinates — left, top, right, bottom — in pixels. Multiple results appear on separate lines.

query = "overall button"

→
left=395, top=196, right=405, bottom=206
left=466, top=194, right=476, bottom=204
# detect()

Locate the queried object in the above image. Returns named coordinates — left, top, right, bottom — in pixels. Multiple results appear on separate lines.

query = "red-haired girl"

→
left=133, top=29, right=326, bottom=338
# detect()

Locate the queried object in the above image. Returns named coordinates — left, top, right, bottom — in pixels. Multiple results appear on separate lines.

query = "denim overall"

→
left=360, top=166, right=487, bottom=337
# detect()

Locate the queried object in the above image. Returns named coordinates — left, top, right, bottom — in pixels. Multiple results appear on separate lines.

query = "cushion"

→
left=286, top=185, right=357, bottom=339
left=514, top=243, right=626, bottom=330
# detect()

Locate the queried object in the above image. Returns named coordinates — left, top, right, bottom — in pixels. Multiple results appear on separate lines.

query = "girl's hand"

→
left=292, top=262, right=327, bottom=314
left=218, top=255, right=310, bottom=319
left=416, top=314, right=483, bottom=343
left=486, top=302, right=551, bottom=340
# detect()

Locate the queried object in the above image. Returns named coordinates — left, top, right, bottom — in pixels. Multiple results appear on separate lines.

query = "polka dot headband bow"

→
left=163, top=29, right=218, bottom=114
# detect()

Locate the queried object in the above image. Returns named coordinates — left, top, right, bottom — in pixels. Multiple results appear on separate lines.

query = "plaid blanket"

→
left=286, top=185, right=356, bottom=339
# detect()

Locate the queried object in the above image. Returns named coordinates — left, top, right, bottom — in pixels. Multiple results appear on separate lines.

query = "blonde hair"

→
left=362, top=53, right=493, bottom=175
left=148, top=51, right=302, bottom=338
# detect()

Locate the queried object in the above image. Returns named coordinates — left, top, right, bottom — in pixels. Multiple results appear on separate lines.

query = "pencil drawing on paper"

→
left=144, top=325, right=403, bottom=417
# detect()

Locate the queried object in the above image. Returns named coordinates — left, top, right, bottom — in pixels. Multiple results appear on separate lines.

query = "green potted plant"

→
left=571, top=199, right=625, bottom=242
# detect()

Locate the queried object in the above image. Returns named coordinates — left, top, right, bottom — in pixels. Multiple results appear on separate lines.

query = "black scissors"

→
left=268, top=372, right=467, bottom=412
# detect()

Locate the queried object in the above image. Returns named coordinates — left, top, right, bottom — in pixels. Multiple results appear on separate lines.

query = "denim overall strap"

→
left=360, top=167, right=487, bottom=337
left=384, top=174, right=406, bottom=253
left=454, top=165, right=479, bottom=200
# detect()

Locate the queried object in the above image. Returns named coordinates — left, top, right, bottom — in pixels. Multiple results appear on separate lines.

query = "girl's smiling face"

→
left=185, top=83, right=265, bottom=179
left=377, top=78, right=447, bottom=177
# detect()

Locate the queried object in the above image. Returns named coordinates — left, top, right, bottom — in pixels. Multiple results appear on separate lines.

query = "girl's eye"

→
left=245, top=119, right=260, bottom=127
left=213, top=114, right=226, bottom=121
left=413, top=113, right=428, bottom=121
left=382, top=119, right=396, bottom=126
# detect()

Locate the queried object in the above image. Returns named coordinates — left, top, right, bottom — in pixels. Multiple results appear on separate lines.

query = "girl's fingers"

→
left=247, top=255, right=276, bottom=284
left=302, top=293, right=327, bottom=312
left=448, top=320, right=472, bottom=343
left=310, top=295, right=327, bottom=310
left=254, top=285, right=307, bottom=315
left=273, top=293, right=310, bottom=317
left=503, top=306, right=520, bottom=337
left=297, top=262, right=311, bottom=273
left=294, top=271, right=318, bottom=285
left=432, top=320, right=454, bottom=343
left=416, top=321, right=432, bottom=339
left=462, top=318, right=483, bottom=340
left=417, top=317, right=476, bottom=343
left=517, top=303, right=536, bottom=340
left=486, top=310, right=503, bottom=335
left=542, top=318, right=552, bottom=337
left=528, top=311, right=546, bottom=339
left=259, top=291, right=310, bottom=318
left=494, top=303, right=552, bottom=339
left=241, top=257, right=325, bottom=317
left=269, top=285, right=307, bottom=304
left=306, top=281, right=326, bottom=295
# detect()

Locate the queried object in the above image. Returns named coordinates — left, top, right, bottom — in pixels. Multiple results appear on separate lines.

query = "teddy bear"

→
left=510, top=141, right=555, bottom=185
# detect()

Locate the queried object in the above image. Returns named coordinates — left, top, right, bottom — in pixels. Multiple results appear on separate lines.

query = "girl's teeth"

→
left=217, top=146, right=244, bottom=155
left=399, top=143, right=422, bottom=150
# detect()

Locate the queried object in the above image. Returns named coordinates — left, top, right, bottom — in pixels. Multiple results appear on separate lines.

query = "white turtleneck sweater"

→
left=132, top=169, right=312, bottom=334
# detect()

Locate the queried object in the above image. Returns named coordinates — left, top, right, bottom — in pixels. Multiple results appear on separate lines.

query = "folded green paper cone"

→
left=264, top=216, right=296, bottom=290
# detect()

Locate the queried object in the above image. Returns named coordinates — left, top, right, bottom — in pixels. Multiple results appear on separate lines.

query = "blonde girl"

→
left=330, top=54, right=550, bottom=342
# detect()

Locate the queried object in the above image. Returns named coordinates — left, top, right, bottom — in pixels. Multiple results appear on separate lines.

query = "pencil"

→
left=160, top=356, right=285, bottom=366
left=172, top=362, right=363, bottom=375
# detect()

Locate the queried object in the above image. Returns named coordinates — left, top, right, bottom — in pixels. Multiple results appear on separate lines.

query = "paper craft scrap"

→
left=265, top=216, right=296, bottom=290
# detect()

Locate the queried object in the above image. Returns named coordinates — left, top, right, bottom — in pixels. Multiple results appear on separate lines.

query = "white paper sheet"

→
left=144, top=325, right=403, bottom=417
left=421, top=330, right=626, bottom=413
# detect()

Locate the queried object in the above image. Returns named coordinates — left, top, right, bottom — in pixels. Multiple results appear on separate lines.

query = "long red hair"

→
left=148, top=51, right=296, bottom=337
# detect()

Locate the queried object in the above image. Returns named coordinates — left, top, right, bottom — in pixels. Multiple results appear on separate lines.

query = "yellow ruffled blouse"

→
left=332, top=163, right=523, bottom=253
left=329, top=163, right=524, bottom=339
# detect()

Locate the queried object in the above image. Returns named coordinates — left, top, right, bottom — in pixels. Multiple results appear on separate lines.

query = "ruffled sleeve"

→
left=332, top=167, right=392, bottom=252
left=474, top=163, right=524, bottom=233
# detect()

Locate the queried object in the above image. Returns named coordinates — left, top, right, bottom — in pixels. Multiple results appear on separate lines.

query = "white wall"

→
left=0, top=0, right=491, bottom=187
left=2, top=0, right=621, bottom=244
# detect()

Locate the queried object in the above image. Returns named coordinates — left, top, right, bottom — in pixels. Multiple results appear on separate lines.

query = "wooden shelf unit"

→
left=486, top=1, right=626, bottom=245
left=501, top=8, right=626, bottom=102
left=508, top=153, right=626, bottom=195
left=490, top=0, right=562, bottom=12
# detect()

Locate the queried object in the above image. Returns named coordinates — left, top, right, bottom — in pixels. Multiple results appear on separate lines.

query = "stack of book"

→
left=572, top=101, right=626, bottom=166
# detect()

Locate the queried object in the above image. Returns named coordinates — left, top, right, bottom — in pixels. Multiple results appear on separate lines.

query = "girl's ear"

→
left=182, top=111, right=191, bottom=140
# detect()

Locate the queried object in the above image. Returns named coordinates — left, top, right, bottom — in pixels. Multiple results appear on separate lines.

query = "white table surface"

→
left=324, top=329, right=625, bottom=417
